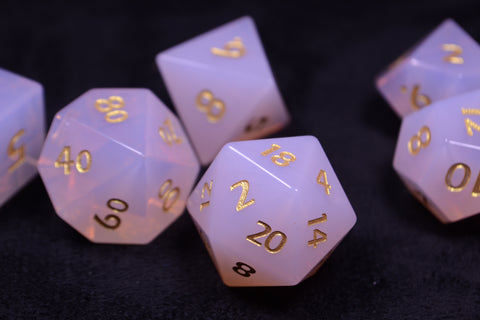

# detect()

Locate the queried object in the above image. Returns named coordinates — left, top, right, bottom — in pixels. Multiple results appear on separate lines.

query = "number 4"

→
left=317, top=170, right=331, bottom=195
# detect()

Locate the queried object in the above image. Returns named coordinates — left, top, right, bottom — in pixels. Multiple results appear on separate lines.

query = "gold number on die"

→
left=442, top=43, right=464, bottom=64
left=158, top=179, right=180, bottom=212
left=7, top=129, right=26, bottom=173
left=230, top=180, right=255, bottom=212
left=461, top=108, right=480, bottom=136
left=445, top=163, right=480, bottom=197
left=308, top=213, right=328, bottom=248
left=159, top=118, right=182, bottom=146
left=211, top=37, right=246, bottom=58
left=408, top=126, right=431, bottom=155
left=94, top=198, right=128, bottom=230
left=246, top=221, right=287, bottom=254
left=95, top=96, right=128, bottom=123
left=261, top=144, right=296, bottom=167
left=316, top=169, right=332, bottom=195
left=401, top=85, right=431, bottom=111
left=54, top=146, right=92, bottom=175
left=200, top=180, right=213, bottom=211
left=196, top=90, right=226, bottom=123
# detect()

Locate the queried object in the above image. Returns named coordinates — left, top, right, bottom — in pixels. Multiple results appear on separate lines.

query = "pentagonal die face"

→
left=38, top=88, right=199, bottom=244
left=187, top=136, right=356, bottom=286
left=157, top=16, right=290, bottom=165
left=376, top=19, right=480, bottom=118
left=394, top=90, right=480, bottom=223
left=0, top=68, right=44, bottom=206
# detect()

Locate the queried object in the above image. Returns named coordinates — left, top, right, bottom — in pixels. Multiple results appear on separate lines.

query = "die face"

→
left=38, top=88, right=200, bottom=244
left=376, top=19, right=480, bottom=118
left=394, top=90, right=480, bottom=222
left=187, top=136, right=356, bottom=286
left=0, top=68, right=44, bottom=206
left=157, top=16, right=290, bottom=165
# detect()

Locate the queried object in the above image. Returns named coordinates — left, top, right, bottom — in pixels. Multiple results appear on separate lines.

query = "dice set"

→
left=0, top=16, right=359, bottom=287
left=377, top=19, right=480, bottom=223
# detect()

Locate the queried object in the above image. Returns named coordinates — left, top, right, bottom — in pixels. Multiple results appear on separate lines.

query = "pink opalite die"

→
left=38, top=89, right=200, bottom=244
left=187, top=136, right=357, bottom=286
left=156, top=16, right=290, bottom=165
left=0, top=68, right=44, bottom=206
left=376, top=19, right=480, bottom=118
left=393, top=90, right=480, bottom=223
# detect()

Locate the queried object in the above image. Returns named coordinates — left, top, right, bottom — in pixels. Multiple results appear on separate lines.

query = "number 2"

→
left=230, top=180, right=255, bottom=212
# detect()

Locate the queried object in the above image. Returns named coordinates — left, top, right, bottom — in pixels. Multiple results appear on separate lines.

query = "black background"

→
left=1, top=0, right=480, bottom=319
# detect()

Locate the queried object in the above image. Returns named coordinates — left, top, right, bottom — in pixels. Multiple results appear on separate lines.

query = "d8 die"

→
left=0, top=68, right=44, bottom=206
left=394, top=90, right=480, bottom=223
left=187, top=136, right=356, bottom=286
left=38, top=88, right=199, bottom=244
left=157, top=16, right=290, bottom=165
left=376, top=19, right=480, bottom=117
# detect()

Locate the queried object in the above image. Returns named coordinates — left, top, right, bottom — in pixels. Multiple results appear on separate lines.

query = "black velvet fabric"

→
left=1, top=1, right=480, bottom=319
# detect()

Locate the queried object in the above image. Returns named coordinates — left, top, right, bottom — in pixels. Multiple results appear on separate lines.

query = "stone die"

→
left=157, top=16, right=290, bottom=165
left=394, top=89, right=480, bottom=223
left=0, top=68, right=44, bottom=206
left=38, top=88, right=199, bottom=244
left=376, top=19, right=480, bottom=118
left=187, top=136, right=356, bottom=286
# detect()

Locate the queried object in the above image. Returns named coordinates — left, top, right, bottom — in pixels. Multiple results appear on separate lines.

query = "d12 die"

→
left=187, top=136, right=356, bottom=286
left=0, top=68, right=44, bottom=206
left=393, top=89, right=480, bottom=223
left=157, top=16, right=290, bottom=165
left=38, top=88, right=199, bottom=244
left=376, top=19, right=480, bottom=118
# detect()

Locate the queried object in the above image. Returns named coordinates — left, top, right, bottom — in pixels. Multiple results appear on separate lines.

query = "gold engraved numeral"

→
left=261, top=144, right=296, bottom=167
left=211, top=37, right=246, bottom=58
left=401, top=85, right=431, bottom=111
left=246, top=221, right=287, bottom=254
left=196, top=90, right=226, bottom=123
left=159, top=118, right=182, bottom=145
left=244, top=117, right=268, bottom=133
left=442, top=43, right=464, bottom=64
left=7, top=129, right=25, bottom=173
left=54, top=146, right=92, bottom=175
left=444, top=163, right=480, bottom=197
left=316, top=169, right=331, bottom=195
left=94, top=198, right=128, bottom=230
left=232, top=262, right=256, bottom=277
left=158, top=179, right=180, bottom=212
left=200, top=180, right=213, bottom=211
left=230, top=180, right=255, bottom=212
left=308, top=213, right=327, bottom=248
left=95, top=96, right=128, bottom=123
left=461, top=108, right=480, bottom=136
left=408, top=126, right=431, bottom=155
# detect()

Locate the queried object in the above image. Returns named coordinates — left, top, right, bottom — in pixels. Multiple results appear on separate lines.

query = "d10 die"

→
left=393, top=90, right=480, bottom=223
left=38, top=88, right=199, bottom=244
left=187, top=136, right=356, bottom=286
left=0, top=68, right=44, bottom=206
left=376, top=19, right=480, bottom=118
left=157, top=16, right=290, bottom=165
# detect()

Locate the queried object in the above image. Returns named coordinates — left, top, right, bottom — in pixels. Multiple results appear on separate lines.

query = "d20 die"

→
left=376, top=19, right=480, bottom=118
left=157, top=16, right=290, bottom=165
left=38, top=88, right=199, bottom=244
left=0, top=68, right=44, bottom=206
left=393, top=89, right=480, bottom=223
left=187, top=136, right=356, bottom=286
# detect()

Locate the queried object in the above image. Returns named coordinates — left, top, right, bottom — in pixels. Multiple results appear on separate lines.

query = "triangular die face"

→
left=158, top=54, right=269, bottom=164
left=157, top=16, right=273, bottom=83
left=145, top=93, right=199, bottom=168
left=38, top=115, right=144, bottom=214
left=412, top=19, right=480, bottom=75
left=63, top=88, right=150, bottom=156
left=58, top=160, right=148, bottom=244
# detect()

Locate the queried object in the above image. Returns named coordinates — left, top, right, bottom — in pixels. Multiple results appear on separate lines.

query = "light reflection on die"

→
left=394, top=90, right=480, bottom=223
left=38, top=88, right=199, bottom=244
left=157, top=16, right=290, bottom=165
left=376, top=19, right=480, bottom=118
left=187, top=136, right=356, bottom=286
left=0, top=68, right=44, bottom=206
